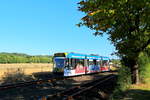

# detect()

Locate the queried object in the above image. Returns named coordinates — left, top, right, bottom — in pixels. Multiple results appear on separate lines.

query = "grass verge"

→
left=119, top=78, right=150, bottom=100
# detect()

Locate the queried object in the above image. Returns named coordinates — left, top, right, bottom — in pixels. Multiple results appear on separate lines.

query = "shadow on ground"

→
left=122, top=89, right=150, bottom=100
left=0, top=72, right=115, bottom=100
left=32, top=71, right=54, bottom=79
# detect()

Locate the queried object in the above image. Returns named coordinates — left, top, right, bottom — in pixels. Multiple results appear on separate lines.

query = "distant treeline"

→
left=0, top=52, right=52, bottom=63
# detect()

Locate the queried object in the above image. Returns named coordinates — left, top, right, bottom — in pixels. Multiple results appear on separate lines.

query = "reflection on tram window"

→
left=66, top=59, right=85, bottom=70
left=76, top=59, right=84, bottom=69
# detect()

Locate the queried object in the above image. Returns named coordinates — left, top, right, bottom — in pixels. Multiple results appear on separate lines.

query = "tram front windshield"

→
left=54, top=58, right=65, bottom=68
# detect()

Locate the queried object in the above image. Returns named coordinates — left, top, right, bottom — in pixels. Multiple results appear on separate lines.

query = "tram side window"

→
left=88, top=59, right=98, bottom=65
left=76, top=59, right=84, bottom=69
left=65, top=58, right=75, bottom=69
left=97, top=60, right=101, bottom=65
left=93, top=59, right=97, bottom=65
left=71, top=59, right=76, bottom=69
left=88, top=59, right=94, bottom=65
left=76, top=59, right=84, bottom=66
left=67, top=59, right=85, bottom=69
left=102, top=60, right=108, bottom=66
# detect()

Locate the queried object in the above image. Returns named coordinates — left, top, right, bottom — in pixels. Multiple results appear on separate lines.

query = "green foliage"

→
left=111, top=59, right=121, bottom=67
left=111, top=65, right=131, bottom=100
left=0, top=52, right=52, bottom=64
left=78, top=0, right=150, bottom=59
left=111, top=59, right=120, bottom=64
left=138, top=52, right=150, bottom=83
left=117, top=66, right=132, bottom=91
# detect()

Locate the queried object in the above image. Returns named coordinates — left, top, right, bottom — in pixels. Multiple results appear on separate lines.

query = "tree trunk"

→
left=122, top=57, right=140, bottom=84
left=131, top=63, right=140, bottom=84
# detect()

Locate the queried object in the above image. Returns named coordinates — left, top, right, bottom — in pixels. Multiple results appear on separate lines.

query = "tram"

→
left=53, top=52, right=110, bottom=76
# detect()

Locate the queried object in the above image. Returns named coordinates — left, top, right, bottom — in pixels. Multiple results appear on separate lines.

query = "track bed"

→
left=0, top=72, right=117, bottom=100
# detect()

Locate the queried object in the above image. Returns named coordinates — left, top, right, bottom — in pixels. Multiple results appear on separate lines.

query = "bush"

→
left=117, top=66, right=131, bottom=91
left=110, top=65, right=131, bottom=100
left=138, top=52, right=150, bottom=83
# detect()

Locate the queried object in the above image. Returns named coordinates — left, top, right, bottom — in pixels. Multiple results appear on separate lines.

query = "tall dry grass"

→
left=0, top=63, right=53, bottom=80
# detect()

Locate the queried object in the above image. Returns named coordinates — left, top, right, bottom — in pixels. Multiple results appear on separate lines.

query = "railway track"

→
left=41, top=74, right=117, bottom=100
left=0, top=71, right=117, bottom=99
left=0, top=71, right=117, bottom=91
left=0, top=76, right=62, bottom=91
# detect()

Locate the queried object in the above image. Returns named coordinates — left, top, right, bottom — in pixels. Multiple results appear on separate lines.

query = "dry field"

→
left=0, top=63, right=53, bottom=79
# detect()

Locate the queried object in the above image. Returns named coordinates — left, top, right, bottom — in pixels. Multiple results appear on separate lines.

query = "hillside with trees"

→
left=0, top=52, right=52, bottom=63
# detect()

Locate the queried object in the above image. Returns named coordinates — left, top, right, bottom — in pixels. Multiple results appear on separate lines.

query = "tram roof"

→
left=54, top=52, right=110, bottom=60
left=66, top=52, right=86, bottom=59
left=86, top=55, right=101, bottom=60
left=101, top=56, right=110, bottom=60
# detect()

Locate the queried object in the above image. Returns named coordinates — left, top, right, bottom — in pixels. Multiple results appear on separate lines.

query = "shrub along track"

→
left=0, top=71, right=117, bottom=100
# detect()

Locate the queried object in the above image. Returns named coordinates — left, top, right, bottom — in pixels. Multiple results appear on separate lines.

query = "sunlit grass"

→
left=120, top=78, right=150, bottom=100
left=144, top=63, right=150, bottom=79
left=111, top=63, right=150, bottom=100
left=110, top=66, right=118, bottom=71
left=131, top=79, right=150, bottom=90
left=0, top=63, right=53, bottom=80
left=1, top=68, right=35, bottom=84
left=121, top=63, right=150, bottom=100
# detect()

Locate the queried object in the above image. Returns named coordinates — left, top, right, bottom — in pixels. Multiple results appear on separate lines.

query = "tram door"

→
left=101, top=60, right=110, bottom=71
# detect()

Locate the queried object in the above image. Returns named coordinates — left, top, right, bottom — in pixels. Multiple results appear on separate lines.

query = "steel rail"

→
left=64, top=75, right=116, bottom=100
left=0, top=76, right=63, bottom=90
left=45, top=74, right=116, bottom=100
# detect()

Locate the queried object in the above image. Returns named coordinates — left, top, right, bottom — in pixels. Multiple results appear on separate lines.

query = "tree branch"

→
left=137, top=39, right=150, bottom=52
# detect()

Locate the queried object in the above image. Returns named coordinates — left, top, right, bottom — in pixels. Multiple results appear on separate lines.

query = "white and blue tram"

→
left=53, top=52, right=110, bottom=76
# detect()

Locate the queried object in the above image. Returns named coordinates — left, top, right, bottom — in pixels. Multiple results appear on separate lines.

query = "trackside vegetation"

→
left=110, top=53, right=150, bottom=100
left=109, top=66, right=131, bottom=99
left=0, top=52, right=52, bottom=63
left=138, top=52, right=150, bottom=83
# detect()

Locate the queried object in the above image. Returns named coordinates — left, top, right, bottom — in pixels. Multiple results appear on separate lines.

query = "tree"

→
left=0, top=53, right=53, bottom=64
left=78, top=0, right=150, bottom=84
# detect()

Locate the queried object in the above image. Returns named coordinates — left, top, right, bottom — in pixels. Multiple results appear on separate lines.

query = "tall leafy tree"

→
left=78, top=0, right=150, bottom=84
